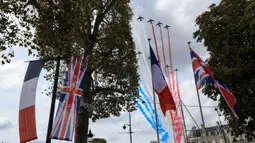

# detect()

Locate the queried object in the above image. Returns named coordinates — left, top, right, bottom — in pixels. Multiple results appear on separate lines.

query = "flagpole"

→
left=175, top=69, right=188, bottom=143
left=148, top=38, right=161, bottom=143
left=180, top=101, right=188, bottom=143
left=216, top=108, right=227, bottom=143
left=128, top=111, right=133, bottom=143
left=46, top=56, right=61, bottom=143
left=188, top=42, right=207, bottom=143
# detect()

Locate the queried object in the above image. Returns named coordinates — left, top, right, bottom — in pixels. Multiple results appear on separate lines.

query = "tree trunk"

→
left=75, top=69, right=92, bottom=143
left=75, top=104, right=90, bottom=143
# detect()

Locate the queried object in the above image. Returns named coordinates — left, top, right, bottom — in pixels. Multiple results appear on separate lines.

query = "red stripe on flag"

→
left=156, top=86, right=176, bottom=115
left=19, top=105, right=37, bottom=143
left=192, top=59, right=201, bottom=71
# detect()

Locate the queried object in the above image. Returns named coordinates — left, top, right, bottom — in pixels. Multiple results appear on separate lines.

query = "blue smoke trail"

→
left=137, top=80, right=169, bottom=143
left=136, top=102, right=156, bottom=130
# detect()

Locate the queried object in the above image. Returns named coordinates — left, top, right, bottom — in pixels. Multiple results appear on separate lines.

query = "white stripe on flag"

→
left=19, top=78, right=39, bottom=110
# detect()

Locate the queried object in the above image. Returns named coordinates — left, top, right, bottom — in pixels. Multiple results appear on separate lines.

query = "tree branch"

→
left=92, top=86, right=125, bottom=95
left=91, top=0, right=117, bottom=40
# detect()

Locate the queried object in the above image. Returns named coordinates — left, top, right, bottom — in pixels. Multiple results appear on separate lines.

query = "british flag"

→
left=50, top=56, right=87, bottom=141
left=190, top=49, right=213, bottom=89
left=190, top=48, right=238, bottom=119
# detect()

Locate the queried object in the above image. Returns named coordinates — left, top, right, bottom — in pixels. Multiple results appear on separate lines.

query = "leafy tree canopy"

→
left=0, top=0, right=36, bottom=64
left=92, top=138, right=107, bottom=143
left=194, top=0, right=255, bottom=140
left=1, top=0, right=139, bottom=142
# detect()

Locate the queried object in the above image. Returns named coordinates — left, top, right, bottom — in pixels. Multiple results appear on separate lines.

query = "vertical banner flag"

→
left=190, top=48, right=238, bottom=119
left=19, top=60, right=44, bottom=143
left=50, top=56, right=87, bottom=141
left=150, top=46, right=176, bottom=114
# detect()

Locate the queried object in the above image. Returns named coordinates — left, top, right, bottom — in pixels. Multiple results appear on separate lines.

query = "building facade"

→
left=187, top=125, right=254, bottom=143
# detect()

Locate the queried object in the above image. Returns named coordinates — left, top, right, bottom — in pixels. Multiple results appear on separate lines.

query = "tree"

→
left=1, top=0, right=139, bottom=143
left=92, top=138, right=107, bottom=143
left=0, top=0, right=36, bottom=64
left=194, top=0, right=255, bottom=140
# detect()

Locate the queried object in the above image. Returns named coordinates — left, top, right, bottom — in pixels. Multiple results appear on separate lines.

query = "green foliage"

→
left=92, top=138, right=107, bottom=143
left=194, top=0, right=255, bottom=140
left=2, top=0, right=139, bottom=119
left=0, top=0, right=37, bottom=64
left=1, top=0, right=138, bottom=142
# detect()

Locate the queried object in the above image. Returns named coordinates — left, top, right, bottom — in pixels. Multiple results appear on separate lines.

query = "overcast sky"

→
left=0, top=0, right=224, bottom=143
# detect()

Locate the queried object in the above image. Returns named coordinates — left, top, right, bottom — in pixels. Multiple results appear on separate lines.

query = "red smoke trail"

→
left=165, top=28, right=184, bottom=143
left=168, top=71, right=184, bottom=143
left=151, top=24, right=161, bottom=63
left=159, top=26, right=167, bottom=71
left=167, top=29, right=175, bottom=93
left=175, top=71, right=182, bottom=100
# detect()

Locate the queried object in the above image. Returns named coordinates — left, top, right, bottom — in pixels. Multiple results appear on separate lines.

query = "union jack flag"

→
left=190, top=48, right=238, bottom=119
left=50, top=56, right=87, bottom=141
left=190, top=49, right=213, bottom=89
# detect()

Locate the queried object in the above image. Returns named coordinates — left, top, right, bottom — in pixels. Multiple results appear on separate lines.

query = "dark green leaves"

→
left=194, top=0, right=255, bottom=140
left=0, top=0, right=38, bottom=65
left=92, top=138, right=107, bottom=143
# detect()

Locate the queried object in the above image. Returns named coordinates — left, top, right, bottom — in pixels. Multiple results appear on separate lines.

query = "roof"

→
left=188, top=124, right=230, bottom=138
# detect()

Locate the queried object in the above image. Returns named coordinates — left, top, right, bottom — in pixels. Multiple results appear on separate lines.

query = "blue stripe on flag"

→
left=66, top=120, right=71, bottom=140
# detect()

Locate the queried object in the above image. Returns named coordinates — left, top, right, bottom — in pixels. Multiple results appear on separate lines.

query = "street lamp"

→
left=123, top=123, right=130, bottom=130
left=122, top=112, right=133, bottom=143
left=87, top=129, right=94, bottom=143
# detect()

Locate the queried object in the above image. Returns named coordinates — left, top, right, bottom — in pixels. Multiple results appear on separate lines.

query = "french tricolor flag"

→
left=150, top=46, right=176, bottom=115
left=19, top=60, right=44, bottom=143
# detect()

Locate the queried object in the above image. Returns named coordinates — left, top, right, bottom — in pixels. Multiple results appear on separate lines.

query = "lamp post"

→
left=122, top=112, right=133, bottom=143
left=87, top=129, right=94, bottom=143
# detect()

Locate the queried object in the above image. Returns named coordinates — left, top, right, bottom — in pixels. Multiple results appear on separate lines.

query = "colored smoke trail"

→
left=159, top=26, right=167, bottom=73
left=167, top=29, right=175, bottom=92
left=131, top=12, right=173, bottom=142
left=137, top=81, right=169, bottom=143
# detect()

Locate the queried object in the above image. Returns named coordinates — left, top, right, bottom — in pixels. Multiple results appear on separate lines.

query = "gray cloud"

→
left=0, top=118, right=12, bottom=130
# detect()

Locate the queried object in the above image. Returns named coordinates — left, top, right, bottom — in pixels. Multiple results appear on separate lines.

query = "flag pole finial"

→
left=148, top=38, right=151, bottom=44
left=174, top=68, right=179, bottom=72
left=187, top=42, right=191, bottom=48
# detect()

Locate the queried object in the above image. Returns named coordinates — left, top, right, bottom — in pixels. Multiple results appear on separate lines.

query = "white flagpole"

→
left=148, top=38, right=160, bottom=143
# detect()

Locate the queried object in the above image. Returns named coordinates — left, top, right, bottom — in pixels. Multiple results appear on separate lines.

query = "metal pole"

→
left=216, top=108, right=227, bottom=143
left=182, top=101, right=200, bottom=129
left=172, top=124, right=176, bottom=143
left=175, top=69, right=188, bottom=143
left=180, top=101, right=189, bottom=143
left=188, top=42, right=207, bottom=143
left=129, top=112, right=133, bottom=143
left=46, top=56, right=61, bottom=143
left=152, top=88, right=161, bottom=143
left=148, top=38, right=160, bottom=143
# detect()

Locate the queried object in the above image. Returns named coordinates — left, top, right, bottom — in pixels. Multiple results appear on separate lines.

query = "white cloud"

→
left=0, top=59, right=27, bottom=90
